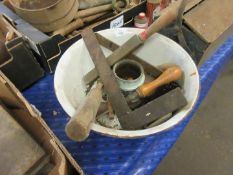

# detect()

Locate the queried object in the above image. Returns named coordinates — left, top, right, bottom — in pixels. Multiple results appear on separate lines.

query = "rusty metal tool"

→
left=93, top=33, right=162, bottom=80
left=53, top=11, right=109, bottom=36
left=65, top=82, right=103, bottom=141
left=81, top=28, right=131, bottom=118
left=65, top=28, right=131, bottom=141
left=121, top=87, right=187, bottom=130
left=83, top=0, right=183, bottom=85
left=74, top=4, right=112, bottom=19
left=87, top=33, right=183, bottom=98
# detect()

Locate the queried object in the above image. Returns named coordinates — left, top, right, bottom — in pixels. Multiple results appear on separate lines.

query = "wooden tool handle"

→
left=137, top=66, right=182, bottom=97
left=53, top=11, right=108, bottom=36
left=75, top=4, right=112, bottom=19
left=65, top=82, right=103, bottom=141
left=139, top=0, right=182, bottom=41
left=53, top=18, right=84, bottom=36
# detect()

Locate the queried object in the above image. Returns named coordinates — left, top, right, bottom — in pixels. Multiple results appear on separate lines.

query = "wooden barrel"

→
left=9, top=0, right=79, bottom=32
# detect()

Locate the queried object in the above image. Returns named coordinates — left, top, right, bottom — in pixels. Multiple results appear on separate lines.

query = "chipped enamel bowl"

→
left=54, top=28, right=199, bottom=138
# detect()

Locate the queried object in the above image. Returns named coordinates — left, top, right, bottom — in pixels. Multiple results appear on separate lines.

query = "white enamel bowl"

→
left=54, top=28, right=199, bottom=138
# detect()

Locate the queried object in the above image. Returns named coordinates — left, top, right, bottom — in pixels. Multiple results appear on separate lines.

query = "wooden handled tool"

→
left=137, top=66, right=183, bottom=97
left=83, top=0, right=183, bottom=85
left=75, top=4, right=112, bottom=19
left=97, top=66, right=182, bottom=114
left=81, top=29, right=187, bottom=130
left=53, top=11, right=108, bottom=36
left=65, top=82, right=103, bottom=141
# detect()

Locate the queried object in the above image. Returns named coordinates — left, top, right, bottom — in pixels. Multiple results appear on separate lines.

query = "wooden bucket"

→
left=9, top=0, right=79, bottom=32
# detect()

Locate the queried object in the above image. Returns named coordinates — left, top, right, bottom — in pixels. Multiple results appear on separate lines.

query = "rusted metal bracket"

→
left=96, top=33, right=163, bottom=76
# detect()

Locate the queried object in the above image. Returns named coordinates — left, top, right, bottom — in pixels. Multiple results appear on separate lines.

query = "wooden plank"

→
left=0, top=103, right=46, bottom=175
left=184, top=0, right=233, bottom=43
left=185, top=0, right=202, bottom=12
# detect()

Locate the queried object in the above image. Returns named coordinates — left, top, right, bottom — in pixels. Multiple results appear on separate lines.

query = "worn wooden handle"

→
left=75, top=4, right=112, bottom=19
left=137, top=66, right=182, bottom=97
left=65, top=82, right=103, bottom=141
left=139, top=0, right=182, bottom=41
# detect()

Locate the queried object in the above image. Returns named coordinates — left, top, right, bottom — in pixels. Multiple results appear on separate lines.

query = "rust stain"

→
left=190, top=72, right=197, bottom=76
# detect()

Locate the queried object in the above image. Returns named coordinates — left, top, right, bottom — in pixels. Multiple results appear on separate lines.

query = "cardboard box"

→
left=0, top=14, right=44, bottom=90
left=0, top=71, right=83, bottom=175
left=0, top=1, right=147, bottom=72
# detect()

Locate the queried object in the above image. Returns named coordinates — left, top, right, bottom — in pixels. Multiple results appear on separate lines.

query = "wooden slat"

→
left=185, top=0, right=202, bottom=12
left=184, top=0, right=233, bottom=43
left=0, top=103, right=45, bottom=175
